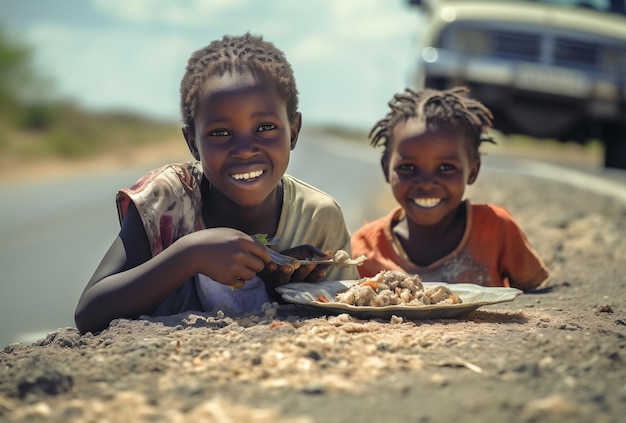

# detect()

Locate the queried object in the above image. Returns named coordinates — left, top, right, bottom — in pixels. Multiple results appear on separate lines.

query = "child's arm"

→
left=74, top=203, right=270, bottom=335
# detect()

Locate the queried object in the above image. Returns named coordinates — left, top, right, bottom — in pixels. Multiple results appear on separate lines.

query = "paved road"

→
left=1, top=134, right=624, bottom=347
left=0, top=168, right=148, bottom=346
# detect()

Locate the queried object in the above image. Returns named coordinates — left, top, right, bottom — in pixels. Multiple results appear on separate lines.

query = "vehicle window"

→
left=488, top=0, right=625, bottom=15
left=542, top=0, right=616, bottom=12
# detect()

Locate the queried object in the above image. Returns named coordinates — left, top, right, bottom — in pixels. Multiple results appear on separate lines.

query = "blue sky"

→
left=0, top=0, right=425, bottom=130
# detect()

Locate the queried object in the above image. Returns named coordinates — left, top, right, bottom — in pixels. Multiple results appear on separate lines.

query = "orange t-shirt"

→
left=351, top=202, right=549, bottom=291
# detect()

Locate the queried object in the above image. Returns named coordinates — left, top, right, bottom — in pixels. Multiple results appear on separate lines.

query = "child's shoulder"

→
left=282, top=174, right=351, bottom=224
left=128, top=161, right=202, bottom=190
left=282, top=175, right=352, bottom=231
left=283, top=174, right=338, bottom=205
left=352, top=208, right=399, bottom=239
left=117, top=161, right=202, bottom=226
left=470, top=202, right=516, bottom=223
left=153, top=161, right=202, bottom=182
left=119, top=161, right=201, bottom=204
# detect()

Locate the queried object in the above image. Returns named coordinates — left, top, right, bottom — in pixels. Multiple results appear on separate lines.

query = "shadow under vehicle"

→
left=407, top=0, right=626, bottom=169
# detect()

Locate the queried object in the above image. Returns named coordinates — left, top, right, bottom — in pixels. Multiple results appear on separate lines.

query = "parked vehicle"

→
left=406, top=0, right=626, bottom=169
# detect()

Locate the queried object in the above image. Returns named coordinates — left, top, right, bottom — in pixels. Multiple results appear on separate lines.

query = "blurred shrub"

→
left=0, top=28, right=49, bottom=123
left=17, top=102, right=59, bottom=130
left=0, top=27, right=180, bottom=159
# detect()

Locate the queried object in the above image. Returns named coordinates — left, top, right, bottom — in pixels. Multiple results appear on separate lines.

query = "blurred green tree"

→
left=0, top=26, right=179, bottom=159
left=0, top=27, right=55, bottom=129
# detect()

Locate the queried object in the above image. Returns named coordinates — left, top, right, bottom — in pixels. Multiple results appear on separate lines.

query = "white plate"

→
left=276, top=280, right=523, bottom=320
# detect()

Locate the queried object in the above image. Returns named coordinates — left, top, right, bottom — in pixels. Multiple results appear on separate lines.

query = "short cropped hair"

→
left=180, top=33, right=299, bottom=127
left=370, top=86, right=495, bottom=160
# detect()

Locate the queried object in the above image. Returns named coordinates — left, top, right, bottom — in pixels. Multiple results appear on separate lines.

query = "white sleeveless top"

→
left=196, top=275, right=270, bottom=313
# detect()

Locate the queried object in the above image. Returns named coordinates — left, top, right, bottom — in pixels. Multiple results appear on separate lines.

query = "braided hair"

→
left=180, top=33, right=299, bottom=127
left=370, top=86, right=495, bottom=160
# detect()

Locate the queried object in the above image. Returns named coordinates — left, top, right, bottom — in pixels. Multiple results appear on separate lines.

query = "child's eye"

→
left=438, top=163, right=456, bottom=172
left=397, top=163, right=416, bottom=173
left=209, top=129, right=230, bottom=137
left=257, top=123, right=277, bottom=133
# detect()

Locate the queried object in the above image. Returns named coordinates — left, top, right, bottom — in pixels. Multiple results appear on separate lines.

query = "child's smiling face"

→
left=383, top=117, right=480, bottom=227
left=186, top=71, right=301, bottom=208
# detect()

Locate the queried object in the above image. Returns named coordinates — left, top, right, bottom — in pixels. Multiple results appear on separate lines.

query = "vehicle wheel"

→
left=603, top=124, right=626, bottom=169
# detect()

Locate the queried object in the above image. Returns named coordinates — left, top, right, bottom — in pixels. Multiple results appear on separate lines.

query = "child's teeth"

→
left=414, top=198, right=441, bottom=208
left=232, top=170, right=263, bottom=180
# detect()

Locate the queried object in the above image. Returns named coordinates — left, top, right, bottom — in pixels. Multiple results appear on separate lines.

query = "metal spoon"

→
left=266, top=248, right=366, bottom=267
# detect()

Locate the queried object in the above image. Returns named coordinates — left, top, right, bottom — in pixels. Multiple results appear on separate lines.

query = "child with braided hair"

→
left=351, top=87, right=548, bottom=291
left=75, top=33, right=359, bottom=335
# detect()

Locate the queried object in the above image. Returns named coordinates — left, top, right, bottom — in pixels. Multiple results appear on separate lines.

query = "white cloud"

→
left=289, top=35, right=342, bottom=62
left=93, top=0, right=247, bottom=26
left=94, top=0, right=295, bottom=29
left=328, top=0, right=416, bottom=40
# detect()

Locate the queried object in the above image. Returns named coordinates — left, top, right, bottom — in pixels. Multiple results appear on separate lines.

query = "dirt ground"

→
left=0, top=138, right=625, bottom=423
